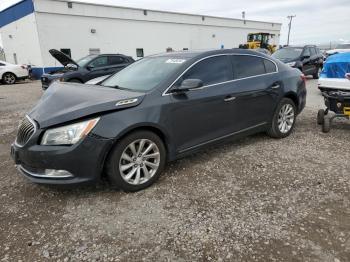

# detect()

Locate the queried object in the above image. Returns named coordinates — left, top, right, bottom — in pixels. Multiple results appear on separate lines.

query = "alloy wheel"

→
left=4, top=73, right=16, bottom=84
left=277, top=104, right=295, bottom=134
left=119, top=139, right=160, bottom=185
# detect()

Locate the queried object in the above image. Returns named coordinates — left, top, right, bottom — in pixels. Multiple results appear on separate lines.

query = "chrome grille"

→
left=16, top=117, right=35, bottom=146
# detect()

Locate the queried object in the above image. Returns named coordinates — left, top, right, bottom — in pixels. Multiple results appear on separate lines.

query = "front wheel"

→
left=267, top=98, right=296, bottom=138
left=2, top=72, right=16, bottom=85
left=106, top=131, right=166, bottom=192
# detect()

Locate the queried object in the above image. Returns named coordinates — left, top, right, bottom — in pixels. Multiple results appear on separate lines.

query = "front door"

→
left=166, top=55, right=238, bottom=152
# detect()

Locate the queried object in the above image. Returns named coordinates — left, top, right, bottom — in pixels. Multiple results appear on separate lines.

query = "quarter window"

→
left=263, top=59, right=277, bottom=73
left=231, top=55, right=266, bottom=79
left=179, top=56, right=232, bottom=86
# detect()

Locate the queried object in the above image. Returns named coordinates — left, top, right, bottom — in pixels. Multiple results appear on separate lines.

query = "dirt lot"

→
left=0, top=80, right=349, bottom=261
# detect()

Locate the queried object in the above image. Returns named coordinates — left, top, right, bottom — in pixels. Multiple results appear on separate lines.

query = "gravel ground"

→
left=0, top=80, right=349, bottom=261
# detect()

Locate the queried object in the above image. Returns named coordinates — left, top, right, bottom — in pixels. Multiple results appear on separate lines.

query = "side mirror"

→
left=173, top=79, right=203, bottom=93
left=86, top=64, right=95, bottom=70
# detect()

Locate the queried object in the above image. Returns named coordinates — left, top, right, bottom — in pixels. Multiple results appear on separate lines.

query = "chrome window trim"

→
left=162, top=53, right=279, bottom=96
left=14, top=115, right=37, bottom=148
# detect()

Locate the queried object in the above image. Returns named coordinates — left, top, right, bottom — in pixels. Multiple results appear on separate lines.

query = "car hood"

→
left=274, top=57, right=297, bottom=63
left=28, top=82, right=145, bottom=128
left=85, top=75, right=111, bottom=85
left=49, top=49, right=79, bottom=67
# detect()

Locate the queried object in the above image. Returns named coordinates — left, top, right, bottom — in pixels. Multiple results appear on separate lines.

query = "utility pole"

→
left=287, top=15, right=296, bottom=46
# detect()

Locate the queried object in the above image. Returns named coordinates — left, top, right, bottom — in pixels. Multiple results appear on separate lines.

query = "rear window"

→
left=231, top=55, right=266, bottom=79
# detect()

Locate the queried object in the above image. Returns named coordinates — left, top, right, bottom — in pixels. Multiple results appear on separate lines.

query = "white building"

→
left=0, top=0, right=281, bottom=78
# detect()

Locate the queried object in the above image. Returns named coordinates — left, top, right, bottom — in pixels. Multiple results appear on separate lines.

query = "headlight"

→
left=41, top=118, right=100, bottom=145
left=287, top=61, right=296, bottom=67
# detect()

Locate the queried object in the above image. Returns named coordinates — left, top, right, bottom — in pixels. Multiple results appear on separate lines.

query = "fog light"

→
left=44, top=169, right=73, bottom=178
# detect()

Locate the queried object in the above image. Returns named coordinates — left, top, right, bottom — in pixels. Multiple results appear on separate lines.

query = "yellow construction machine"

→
left=239, top=32, right=277, bottom=53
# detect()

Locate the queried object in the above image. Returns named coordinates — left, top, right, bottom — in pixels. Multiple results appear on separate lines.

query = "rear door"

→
left=229, top=55, right=281, bottom=130
left=167, top=55, right=238, bottom=152
left=107, top=56, right=131, bottom=74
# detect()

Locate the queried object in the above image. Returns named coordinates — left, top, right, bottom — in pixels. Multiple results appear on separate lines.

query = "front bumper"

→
left=11, top=134, right=114, bottom=185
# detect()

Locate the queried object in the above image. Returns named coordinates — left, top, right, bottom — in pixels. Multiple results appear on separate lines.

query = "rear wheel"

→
left=106, top=131, right=166, bottom=192
left=68, top=78, right=82, bottom=83
left=317, top=109, right=325, bottom=125
left=2, top=72, right=16, bottom=85
left=267, top=98, right=296, bottom=138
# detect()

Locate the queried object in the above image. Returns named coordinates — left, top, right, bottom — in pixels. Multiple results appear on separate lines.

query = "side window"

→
left=303, top=48, right=311, bottom=57
left=109, top=56, right=126, bottom=65
left=89, top=56, right=108, bottom=68
left=310, top=47, right=316, bottom=56
left=231, top=55, right=266, bottom=79
left=178, top=56, right=232, bottom=86
left=263, top=59, right=277, bottom=73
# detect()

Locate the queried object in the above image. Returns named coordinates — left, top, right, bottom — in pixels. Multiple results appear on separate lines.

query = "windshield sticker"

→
left=165, top=59, right=186, bottom=64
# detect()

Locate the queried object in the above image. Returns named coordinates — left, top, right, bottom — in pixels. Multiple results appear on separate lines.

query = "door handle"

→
left=224, top=96, right=236, bottom=102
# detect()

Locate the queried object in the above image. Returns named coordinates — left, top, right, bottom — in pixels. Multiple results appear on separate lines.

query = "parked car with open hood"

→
left=41, top=49, right=134, bottom=89
left=11, top=49, right=306, bottom=192
left=0, top=60, right=28, bottom=85
left=272, top=45, right=323, bottom=79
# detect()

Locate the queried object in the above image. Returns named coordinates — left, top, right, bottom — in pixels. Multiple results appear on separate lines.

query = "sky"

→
left=1, top=0, right=350, bottom=47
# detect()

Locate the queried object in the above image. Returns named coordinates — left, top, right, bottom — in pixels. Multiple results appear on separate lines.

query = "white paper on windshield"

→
left=165, top=59, right=186, bottom=64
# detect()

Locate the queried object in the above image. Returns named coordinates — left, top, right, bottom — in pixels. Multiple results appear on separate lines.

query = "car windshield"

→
left=101, top=57, right=187, bottom=91
left=272, top=48, right=303, bottom=60
left=76, top=55, right=97, bottom=67
left=335, top=44, right=350, bottom=49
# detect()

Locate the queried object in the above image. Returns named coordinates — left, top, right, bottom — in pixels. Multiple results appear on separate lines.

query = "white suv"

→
left=0, top=60, right=29, bottom=85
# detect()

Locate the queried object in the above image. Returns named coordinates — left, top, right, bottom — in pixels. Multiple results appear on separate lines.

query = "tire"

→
left=322, top=117, right=331, bottom=133
left=317, top=109, right=325, bottom=125
left=267, top=98, right=297, bottom=138
left=68, top=79, right=82, bottom=83
left=106, top=130, right=166, bottom=192
left=313, top=66, right=320, bottom=79
left=2, top=72, right=16, bottom=85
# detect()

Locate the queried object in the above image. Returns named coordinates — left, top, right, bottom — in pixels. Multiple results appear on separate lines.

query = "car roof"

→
left=148, top=48, right=272, bottom=59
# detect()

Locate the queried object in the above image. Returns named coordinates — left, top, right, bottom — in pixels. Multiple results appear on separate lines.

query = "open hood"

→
left=49, top=49, right=79, bottom=67
left=28, top=82, right=145, bottom=128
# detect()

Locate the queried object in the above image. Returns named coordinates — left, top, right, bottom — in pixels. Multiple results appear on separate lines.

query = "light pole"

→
left=287, top=15, right=296, bottom=46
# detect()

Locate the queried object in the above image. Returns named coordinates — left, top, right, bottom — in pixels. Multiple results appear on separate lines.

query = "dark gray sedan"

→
left=11, top=49, right=306, bottom=191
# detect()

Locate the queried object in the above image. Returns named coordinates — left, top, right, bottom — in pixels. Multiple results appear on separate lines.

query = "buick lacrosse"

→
left=11, top=49, right=306, bottom=191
